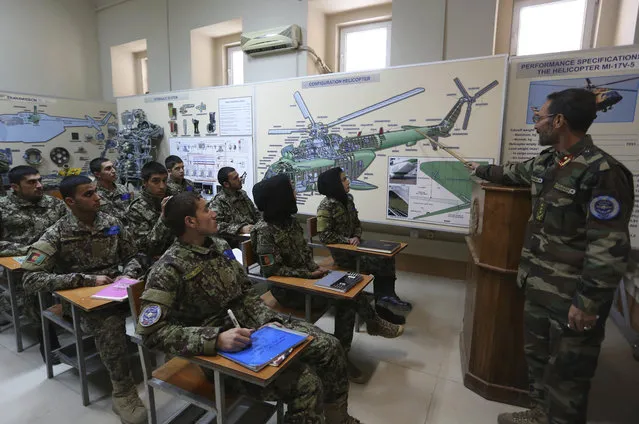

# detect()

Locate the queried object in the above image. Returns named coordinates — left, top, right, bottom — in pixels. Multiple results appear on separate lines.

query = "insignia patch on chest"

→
left=25, top=251, right=46, bottom=265
left=589, top=196, right=620, bottom=220
left=553, top=183, right=576, bottom=195
left=259, top=253, right=274, bottom=266
left=104, top=225, right=120, bottom=236
left=535, top=202, right=547, bottom=222
left=184, top=266, right=203, bottom=279
left=120, top=193, right=131, bottom=201
left=531, top=176, right=543, bottom=184
left=223, top=249, right=236, bottom=261
left=139, top=305, right=161, bottom=327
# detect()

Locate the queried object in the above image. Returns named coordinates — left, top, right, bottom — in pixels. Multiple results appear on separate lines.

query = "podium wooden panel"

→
left=460, top=180, right=533, bottom=407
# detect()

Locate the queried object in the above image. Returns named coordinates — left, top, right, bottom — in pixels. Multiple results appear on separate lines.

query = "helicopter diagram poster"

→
left=255, top=55, right=508, bottom=232
left=503, top=46, right=639, bottom=247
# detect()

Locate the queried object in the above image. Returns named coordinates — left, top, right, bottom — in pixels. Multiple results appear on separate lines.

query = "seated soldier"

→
left=251, top=174, right=403, bottom=384
left=90, top=157, right=134, bottom=224
left=127, top=161, right=174, bottom=266
left=208, top=167, right=260, bottom=241
left=317, top=167, right=412, bottom=324
left=22, top=175, right=147, bottom=424
left=0, top=165, right=66, bottom=361
left=165, top=155, right=197, bottom=195
left=137, top=192, right=363, bottom=423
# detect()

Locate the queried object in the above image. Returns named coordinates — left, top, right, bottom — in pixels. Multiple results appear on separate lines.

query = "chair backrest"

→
left=126, top=280, right=147, bottom=323
left=307, top=217, right=318, bottom=243
left=240, top=239, right=257, bottom=272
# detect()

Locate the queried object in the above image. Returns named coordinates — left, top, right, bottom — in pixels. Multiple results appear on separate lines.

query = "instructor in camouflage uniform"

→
left=0, top=165, right=67, bottom=359
left=21, top=175, right=147, bottom=424
left=470, top=89, right=634, bottom=424
left=251, top=174, right=404, bottom=384
left=137, top=191, right=362, bottom=423
left=91, top=158, right=134, bottom=224
left=208, top=166, right=260, bottom=240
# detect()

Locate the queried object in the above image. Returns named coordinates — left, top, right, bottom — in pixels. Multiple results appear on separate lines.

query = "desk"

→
left=326, top=242, right=407, bottom=273
left=40, top=285, right=117, bottom=406
left=268, top=274, right=374, bottom=322
left=187, top=337, right=313, bottom=424
left=0, top=256, right=31, bottom=352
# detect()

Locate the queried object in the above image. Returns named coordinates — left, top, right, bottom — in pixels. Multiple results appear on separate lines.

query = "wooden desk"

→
left=325, top=242, right=407, bottom=272
left=187, top=337, right=312, bottom=424
left=55, top=285, right=115, bottom=313
left=0, top=256, right=31, bottom=352
left=268, top=274, right=374, bottom=321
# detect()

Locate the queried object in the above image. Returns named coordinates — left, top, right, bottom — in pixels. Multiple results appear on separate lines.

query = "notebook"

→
left=218, top=324, right=308, bottom=372
left=314, top=271, right=362, bottom=293
left=356, top=240, right=401, bottom=254
left=90, top=278, right=140, bottom=301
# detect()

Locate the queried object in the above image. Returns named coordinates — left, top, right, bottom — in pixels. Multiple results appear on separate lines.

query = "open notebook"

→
left=90, top=278, right=140, bottom=301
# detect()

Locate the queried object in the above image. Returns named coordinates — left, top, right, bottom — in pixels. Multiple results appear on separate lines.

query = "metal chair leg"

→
left=71, top=304, right=90, bottom=406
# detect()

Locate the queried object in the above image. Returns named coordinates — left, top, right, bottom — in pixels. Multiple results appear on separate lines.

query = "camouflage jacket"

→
left=136, top=237, right=280, bottom=356
left=0, top=193, right=67, bottom=257
left=251, top=218, right=318, bottom=279
left=21, top=212, right=142, bottom=294
left=317, top=195, right=362, bottom=245
left=97, top=183, right=134, bottom=224
left=208, top=188, right=260, bottom=237
left=167, top=177, right=197, bottom=196
left=127, top=190, right=174, bottom=259
left=475, top=135, right=634, bottom=316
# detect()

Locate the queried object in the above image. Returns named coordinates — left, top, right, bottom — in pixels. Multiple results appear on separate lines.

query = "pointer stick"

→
left=414, top=129, right=472, bottom=168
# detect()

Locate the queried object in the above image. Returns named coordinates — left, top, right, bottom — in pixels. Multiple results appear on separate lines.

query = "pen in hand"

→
left=227, top=309, right=241, bottom=328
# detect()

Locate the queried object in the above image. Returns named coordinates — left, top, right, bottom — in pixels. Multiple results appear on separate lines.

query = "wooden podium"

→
left=461, top=179, right=533, bottom=407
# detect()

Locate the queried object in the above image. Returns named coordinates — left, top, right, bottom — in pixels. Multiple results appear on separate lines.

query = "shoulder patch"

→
left=223, top=249, right=236, bottom=261
left=589, top=196, right=620, bottom=220
left=139, top=305, right=161, bottom=327
left=25, top=251, right=47, bottom=265
left=259, top=253, right=274, bottom=266
left=120, top=192, right=132, bottom=201
left=104, top=225, right=120, bottom=236
left=186, top=186, right=193, bottom=192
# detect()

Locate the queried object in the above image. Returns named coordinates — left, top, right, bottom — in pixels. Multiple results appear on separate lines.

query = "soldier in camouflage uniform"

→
left=470, top=89, right=634, bottom=424
left=316, top=167, right=412, bottom=324
left=165, top=155, right=197, bottom=195
left=91, top=158, right=134, bottom=224
left=127, top=161, right=174, bottom=267
left=251, top=174, right=404, bottom=384
left=0, top=166, right=67, bottom=359
left=21, top=175, right=147, bottom=424
left=137, top=191, right=362, bottom=424
left=208, top=167, right=260, bottom=242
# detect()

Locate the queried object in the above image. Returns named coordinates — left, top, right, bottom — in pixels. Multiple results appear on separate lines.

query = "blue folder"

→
left=218, top=324, right=308, bottom=372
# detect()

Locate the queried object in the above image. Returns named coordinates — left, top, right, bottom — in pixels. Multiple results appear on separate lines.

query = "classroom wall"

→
left=615, top=0, right=639, bottom=45
left=444, top=0, right=497, bottom=60
left=391, top=0, right=446, bottom=65
left=307, top=1, right=328, bottom=76
left=0, top=0, right=102, bottom=100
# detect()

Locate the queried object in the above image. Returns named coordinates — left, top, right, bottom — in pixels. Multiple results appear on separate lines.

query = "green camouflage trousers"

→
left=205, top=320, right=349, bottom=423
left=82, top=305, right=135, bottom=396
left=524, top=299, right=606, bottom=424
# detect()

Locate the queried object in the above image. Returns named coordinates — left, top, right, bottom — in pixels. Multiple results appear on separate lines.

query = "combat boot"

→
left=324, top=401, right=363, bottom=423
left=497, top=406, right=546, bottom=424
left=347, top=359, right=367, bottom=384
left=112, top=389, right=148, bottom=424
left=366, top=314, right=404, bottom=338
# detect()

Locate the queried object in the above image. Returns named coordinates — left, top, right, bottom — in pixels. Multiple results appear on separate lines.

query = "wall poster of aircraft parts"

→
left=503, top=46, right=639, bottom=247
left=116, top=85, right=255, bottom=197
left=255, top=55, right=507, bottom=232
left=0, top=92, right=118, bottom=185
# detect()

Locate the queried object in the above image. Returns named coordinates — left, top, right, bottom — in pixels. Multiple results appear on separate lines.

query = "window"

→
left=512, top=0, right=597, bottom=56
left=226, top=45, right=244, bottom=85
left=339, top=21, right=392, bottom=73
left=133, top=51, right=148, bottom=95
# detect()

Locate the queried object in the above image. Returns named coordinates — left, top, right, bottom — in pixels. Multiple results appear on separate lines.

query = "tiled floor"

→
left=1, top=272, right=638, bottom=424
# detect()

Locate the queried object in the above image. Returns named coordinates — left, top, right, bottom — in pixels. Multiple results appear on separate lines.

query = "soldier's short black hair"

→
left=8, top=166, right=39, bottom=185
left=60, top=175, right=93, bottom=199
left=218, top=167, right=235, bottom=184
left=164, top=192, right=202, bottom=236
left=165, top=155, right=183, bottom=170
left=89, top=157, right=110, bottom=175
left=141, top=161, right=168, bottom=182
left=547, top=88, right=597, bottom=133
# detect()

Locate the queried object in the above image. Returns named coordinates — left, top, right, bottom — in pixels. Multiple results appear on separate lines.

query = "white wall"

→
left=444, top=0, right=497, bottom=60
left=307, top=1, right=327, bottom=75
left=391, top=0, right=446, bottom=65
left=0, top=0, right=102, bottom=100
left=190, top=30, right=215, bottom=88
left=615, top=0, right=639, bottom=45
left=97, top=0, right=170, bottom=101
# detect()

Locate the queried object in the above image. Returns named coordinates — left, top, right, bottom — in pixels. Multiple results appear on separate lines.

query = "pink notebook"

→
left=90, top=278, right=140, bottom=301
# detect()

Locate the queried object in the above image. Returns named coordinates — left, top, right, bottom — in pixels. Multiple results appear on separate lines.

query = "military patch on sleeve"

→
left=104, top=225, right=121, bottom=236
left=25, top=251, right=46, bottom=265
left=186, top=186, right=193, bottom=192
left=139, top=304, right=161, bottom=327
left=259, top=254, right=274, bottom=266
left=223, top=249, right=236, bottom=261
left=589, top=196, right=620, bottom=220
left=120, top=193, right=131, bottom=201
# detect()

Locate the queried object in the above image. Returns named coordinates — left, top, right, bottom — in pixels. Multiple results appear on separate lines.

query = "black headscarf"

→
left=253, top=173, right=298, bottom=224
left=317, top=167, right=348, bottom=206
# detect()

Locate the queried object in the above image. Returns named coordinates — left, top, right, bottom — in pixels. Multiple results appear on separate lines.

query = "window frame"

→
left=339, top=20, right=392, bottom=73
left=134, top=51, right=149, bottom=95
left=225, top=43, right=244, bottom=86
left=510, top=0, right=599, bottom=56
